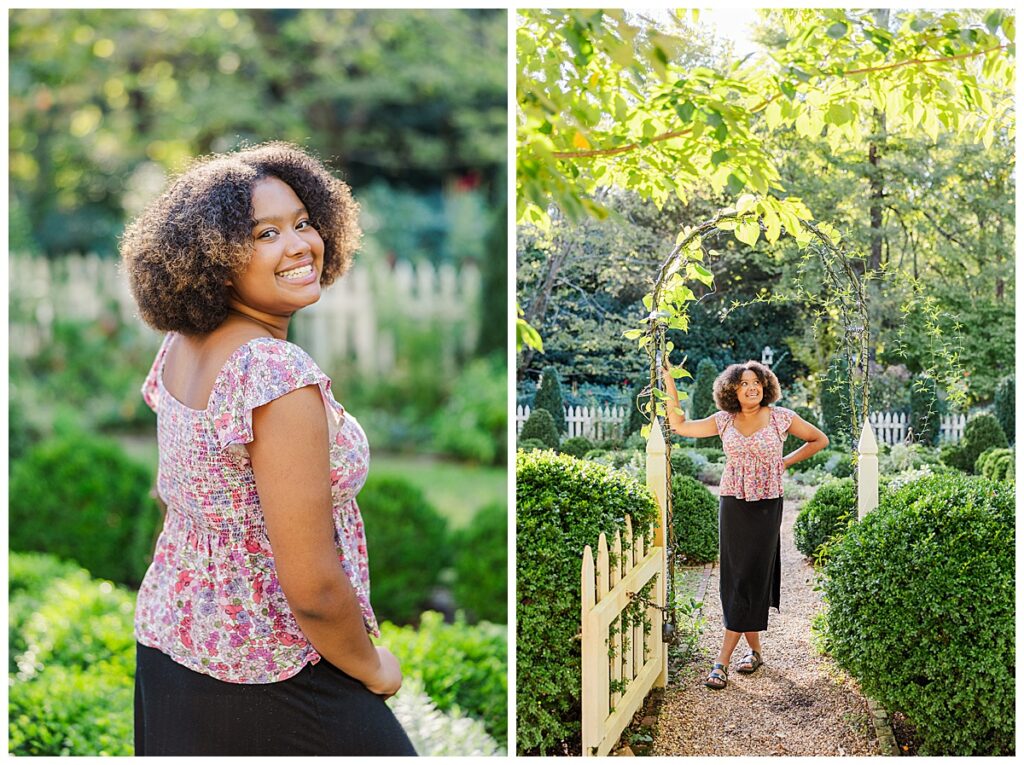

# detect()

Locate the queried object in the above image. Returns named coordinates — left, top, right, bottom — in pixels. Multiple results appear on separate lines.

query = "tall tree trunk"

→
left=517, top=242, right=570, bottom=380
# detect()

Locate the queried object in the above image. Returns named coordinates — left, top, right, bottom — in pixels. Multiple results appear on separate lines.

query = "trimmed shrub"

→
left=824, top=450, right=854, bottom=478
left=516, top=451, right=658, bottom=755
left=9, top=399, right=44, bottom=462
left=518, top=439, right=549, bottom=453
left=380, top=611, right=507, bottom=747
left=793, top=478, right=855, bottom=561
left=583, top=448, right=608, bottom=460
left=783, top=406, right=820, bottom=458
left=691, top=447, right=725, bottom=463
left=993, top=374, right=1014, bottom=445
left=9, top=430, right=162, bottom=586
left=453, top=502, right=507, bottom=624
left=359, top=475, right=449, bottom=624
left=534, top=366, right=567, bottom=434
left=623, top=432, right=646, bottom=451
left=670, top=475, right=718, bottom=563
left=979, top=448, right=1015, bottom=482
left=941, top=412, right=1009, bottom=474
left=559, top=436, right=593, bottom=458
left=821, top=473, right=1014, bottom=755
left=791, top=447, right=829, bottom=473
left=669, top=450, right=698, bottom=479
left=908, top=374, right=940, bottom=445
left=519, top=408, right=559, bottom=449
left=433, top=353, right=506, bottom=465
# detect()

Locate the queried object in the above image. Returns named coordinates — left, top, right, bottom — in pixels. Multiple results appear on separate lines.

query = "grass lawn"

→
left=371, top=453, right=507, bottom=530
left=116, top=435, right=506, bottom=531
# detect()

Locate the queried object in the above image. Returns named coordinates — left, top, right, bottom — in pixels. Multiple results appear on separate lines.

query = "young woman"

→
left=662, top=361, right=828, bottom=690
left=121, top=142, right=416, bottom=755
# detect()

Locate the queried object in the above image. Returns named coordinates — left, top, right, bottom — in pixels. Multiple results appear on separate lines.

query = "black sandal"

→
left=705, top=663, right=728, bottom=690
left=736, top=650, right=763, bottom=674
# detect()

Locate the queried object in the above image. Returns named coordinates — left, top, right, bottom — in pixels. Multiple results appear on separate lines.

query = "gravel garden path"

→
left=650, top=488, right=880, bottom=756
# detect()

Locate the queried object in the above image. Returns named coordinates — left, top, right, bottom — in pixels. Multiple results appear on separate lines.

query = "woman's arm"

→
left=782, top=413, right=830, bottom=469
left=248, top=385, right=401, bottom=697
left=660, top=365, right=720, bottom=438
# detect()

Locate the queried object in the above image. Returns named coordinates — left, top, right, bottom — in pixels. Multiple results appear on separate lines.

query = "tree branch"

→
left=546, top=44, right=1008, bottom=161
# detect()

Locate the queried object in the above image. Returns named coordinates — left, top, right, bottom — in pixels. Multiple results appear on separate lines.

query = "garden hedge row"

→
left=821, top=473, right=1014, bottom=755
left=516, top=450, right=658, bottom=755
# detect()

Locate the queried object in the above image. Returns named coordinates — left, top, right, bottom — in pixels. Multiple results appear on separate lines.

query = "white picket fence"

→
left=516, top=404, right=628, bottom=440
left=517, top=405, right=968, bottom=445
left=9, top=253, right=480, bottom=376
left=580, top=425, right=668, bottom=756
left=868, top=411, right=966, bottom=445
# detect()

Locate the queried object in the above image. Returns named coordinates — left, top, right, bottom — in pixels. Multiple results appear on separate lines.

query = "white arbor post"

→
left=857, top=419, right=879, bottom=519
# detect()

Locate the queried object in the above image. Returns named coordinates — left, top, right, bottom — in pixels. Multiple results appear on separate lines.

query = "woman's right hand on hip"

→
left=364, top=645, right=403, bottom=699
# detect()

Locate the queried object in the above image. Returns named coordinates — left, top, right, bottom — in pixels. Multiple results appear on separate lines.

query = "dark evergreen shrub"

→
left=669, top=450, right=698, bottom=479
left=691, top=358, right=721, bottom=449
left=825, top=450, right=855, bottom=478
left=981, top=449, right=1014, bottom=482
left=908, top=374, right=940, bottom=445
left=975, top=446, right=1000, bottom=476
left=583, top=448, right=608, bottom=460
left=516, top=451, right=658, bottom=755
left=670, top=475, right=718, bottom=563
left=533, top=366, right=567, bottom=434
left=793, top=478, right=855, bottom=561
left=791, top=447, right=829, bottom=472
left=453, top=502, right=507, bottom=624
left=9, top=431, right=161, bottom=586
left=9, top=399, right=44, bottom=462
left=941, top=412, right=1009, bottom=474
left=559, top=436, right=593, bottom=458
left=783, top=405, right=820, bottom=458
left=691, top=358, right=717, bottom=418
left=820, top=356, right=861, bottom=446
left=822, top=473, right=1014, bottom=755
left=359, top=475, right=449, bottom=624
left=993, top=374, right=1014, bottom=445
left=624, top=381, right=648, bottom=437
left=519, top=408, right=559, bottom=449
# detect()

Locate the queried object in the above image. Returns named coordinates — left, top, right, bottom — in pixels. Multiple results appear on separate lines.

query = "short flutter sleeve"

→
left=141, top=333, right=174, bottom=413
left=771, top=406, right=795, bottom=440
left=209, top=338, right=344, bottom=455
left=713, top=410, right=732, bottom=436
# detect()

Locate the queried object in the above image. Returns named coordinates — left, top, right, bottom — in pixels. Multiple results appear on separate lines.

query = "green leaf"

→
left=711, top=148, right=729, bottom=166
left=674, top=101, right=695, bottom=123
left=984, top=10, right=1004, bottom=35
left=706, top=110, right=724, bottom=128
left=726, top=173, right=745, bottom=195
left=827, top=22, right=848, bottom=39
left=692, top=264, right=714, bottom=286
left=735, top=219, right=760, bottom=247
left=714, top=121, right=728, bottom=142
left=780, top=81, right=797, bottom=100
left=623, top=329, right=643, bottom=340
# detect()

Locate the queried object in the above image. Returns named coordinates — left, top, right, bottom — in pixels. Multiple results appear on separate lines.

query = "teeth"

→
left=278, top=264, right=312, bottom=279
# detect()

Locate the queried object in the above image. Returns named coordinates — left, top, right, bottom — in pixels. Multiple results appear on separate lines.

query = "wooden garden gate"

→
left=580, top=425, right=669, bottom=756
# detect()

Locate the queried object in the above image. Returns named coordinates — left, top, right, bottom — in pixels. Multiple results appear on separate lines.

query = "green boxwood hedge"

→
left=670, top=475, right=718, bottom=563
left=359, top=475, right=449, bottom=624
left=821, top=473, right=1014, bottom=755
left=452, top=502, right=507, bottom=624
left=669, top=450, right=698, bottom=479
left=793, top=478, right=856, bottom=562
left=516, top=450, right=658, bottom=755
left=9, top=430, right=162, bottom=586
left=559, top=436, right=593, bottom=458
left=941, top=412, right=1009, bottom=474
left=519, top=408, right=559, bottom=449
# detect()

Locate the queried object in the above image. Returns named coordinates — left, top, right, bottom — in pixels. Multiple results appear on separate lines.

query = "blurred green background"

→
left=9, top=8, right=508, bottom=756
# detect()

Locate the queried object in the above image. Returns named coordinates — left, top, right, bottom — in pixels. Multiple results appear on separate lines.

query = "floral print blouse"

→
left=715, top=406, right=795, bottom=501
left=134, top=333, right=378, bottom=684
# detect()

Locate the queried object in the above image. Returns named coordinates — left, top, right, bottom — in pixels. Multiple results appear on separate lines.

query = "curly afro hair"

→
left=120, top=141, right=360, bottom=334
left=713, top=360, right=782, bottom=413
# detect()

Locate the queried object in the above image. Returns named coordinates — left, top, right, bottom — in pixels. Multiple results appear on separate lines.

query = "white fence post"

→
left=858, top=419, right=879, bottom=519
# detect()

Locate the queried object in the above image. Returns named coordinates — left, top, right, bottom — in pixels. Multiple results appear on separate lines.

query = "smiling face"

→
left=226, top=176, right=325, bottom=319
left=737, top=369, right=764, bottom=407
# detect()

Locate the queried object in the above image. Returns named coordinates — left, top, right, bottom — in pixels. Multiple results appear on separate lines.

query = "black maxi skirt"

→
left=134, top=643, right=417, bottom=756
left=718, top=494, right=783, bottom=633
